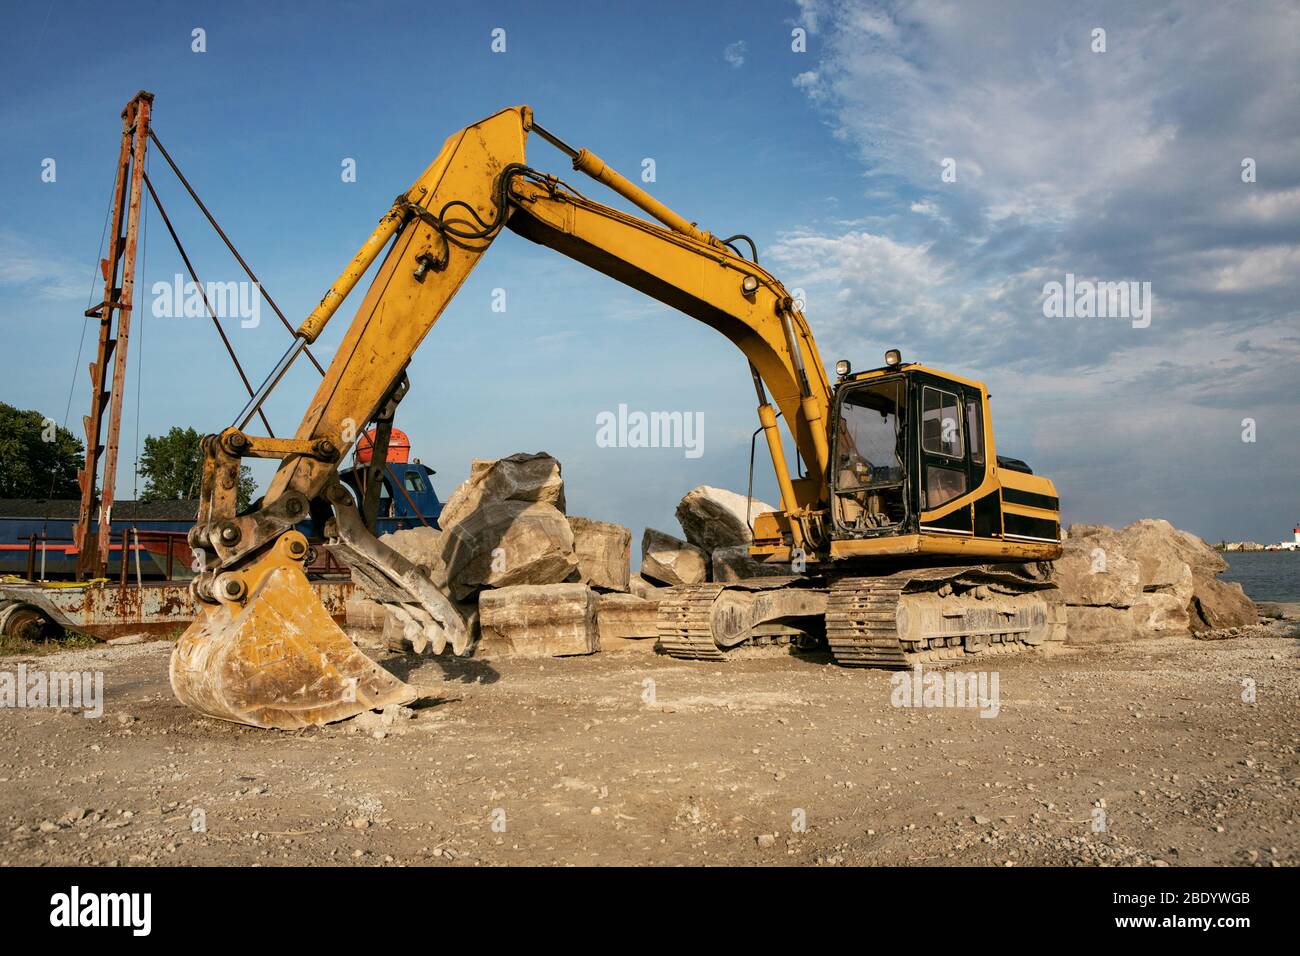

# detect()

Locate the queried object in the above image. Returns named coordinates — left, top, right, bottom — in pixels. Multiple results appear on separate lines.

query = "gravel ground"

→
left=1, top=621, right=1296, bottom=867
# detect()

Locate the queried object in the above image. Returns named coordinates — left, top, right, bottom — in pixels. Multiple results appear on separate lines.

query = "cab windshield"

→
left=837, top=381, right=904, bottom=485
left=832, top=378, right=906, bottom=531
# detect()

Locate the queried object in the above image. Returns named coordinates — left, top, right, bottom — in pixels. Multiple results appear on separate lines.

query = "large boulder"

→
left=1189, top=576, right=1257, bottom=631
left=1124, top=519, right=1199, bottom=603
left=1127, top=520, right=1254, bottom=631
left=1052, top=520, right=1257, bottom=642
left=441, top=500, right=578, bottom=601
left=439, top=452, right=565, bottom=531
left=568, top=517, right=631, bottom=592
left=477, top=583, right=598, bottom=658
left=641, top=528, right=708, bottom=586
left=1049, top=526, right=1141, bottom=608
left=712, top=544, right=795, bottom=583
left=596, top=592, right=661, bottom=651
left=376, top=526, right=447, bottom=588
left=675, top=486, right=777, bottom=553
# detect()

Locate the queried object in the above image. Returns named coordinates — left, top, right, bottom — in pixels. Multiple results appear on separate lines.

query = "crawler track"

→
left=826, top=567, right=1053, bottom=668
left=658, top=565, right=1058, bottom=668
left=656, top=584, right=728, bottom=660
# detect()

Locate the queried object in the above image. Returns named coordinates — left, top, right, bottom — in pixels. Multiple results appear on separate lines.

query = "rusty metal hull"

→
left=0, top=577, right=354, bottom=642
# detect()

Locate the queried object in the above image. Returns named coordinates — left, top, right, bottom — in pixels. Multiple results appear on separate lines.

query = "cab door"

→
left=915, top=376, right=975, bottom=535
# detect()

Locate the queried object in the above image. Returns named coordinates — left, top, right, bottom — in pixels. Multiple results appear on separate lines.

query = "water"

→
left=1220, top=551, right=1300, bottom=603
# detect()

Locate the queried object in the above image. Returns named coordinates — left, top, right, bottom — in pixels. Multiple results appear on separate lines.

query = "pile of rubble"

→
left=348, top=452, right=775, bottom=658
left=1048, top=519, right=1257, bottom=641
left=348, top=453, right=1263, bottom=657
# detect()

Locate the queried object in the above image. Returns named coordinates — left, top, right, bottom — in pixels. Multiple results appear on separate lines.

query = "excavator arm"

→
left=175, top=105, right=835, bottom=729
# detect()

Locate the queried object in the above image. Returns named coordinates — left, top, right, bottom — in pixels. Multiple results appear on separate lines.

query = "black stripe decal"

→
left=923, top=504, right=971, bottom=532
left=973, top=491, right=1001, bottom=537
left=1002, top=487, right=1059, bottom=511
left=1004, top=512, right=1059, bottom=540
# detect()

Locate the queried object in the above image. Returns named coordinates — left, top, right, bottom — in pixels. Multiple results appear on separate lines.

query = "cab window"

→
left=966, top=396, right=985, bottom=465
left=921, top=386, right=963, bottom=458
left=403, top=470, right=427, bottom=494
left=831, top=378, right=907, bottom=531
left=921, top=384, right=969, bottom=510
left=924, top=464, right=967, bottom=509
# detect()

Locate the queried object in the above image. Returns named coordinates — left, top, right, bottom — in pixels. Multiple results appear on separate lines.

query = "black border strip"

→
left=1002, top=487, right=1059, bottom=511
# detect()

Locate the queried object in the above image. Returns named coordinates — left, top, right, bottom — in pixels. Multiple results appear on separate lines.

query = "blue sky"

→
left=1, top=0, right=1297, bottom=546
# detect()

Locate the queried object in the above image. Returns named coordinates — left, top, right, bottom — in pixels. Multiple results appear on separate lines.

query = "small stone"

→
left=756, top=834, right=777, bottom=849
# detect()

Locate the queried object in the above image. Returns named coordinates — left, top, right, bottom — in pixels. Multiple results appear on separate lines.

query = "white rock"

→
left=675, top=485, right=777, bottom=553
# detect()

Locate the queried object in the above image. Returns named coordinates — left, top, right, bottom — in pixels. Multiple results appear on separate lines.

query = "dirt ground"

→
left=1, top=621, right=1296, bottom=867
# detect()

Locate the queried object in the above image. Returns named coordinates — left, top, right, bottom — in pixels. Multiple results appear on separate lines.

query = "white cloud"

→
left=908, top=198, right=950, bottom=226
left=724, top=40, right=747, bottom=68
left=792, top=0, right=827, bottom=34
left=1197, top=244, right=1300, bottom=294
left=0, top=230, right=87, bottom=300
left=774, top=1, right=1300, bottom=541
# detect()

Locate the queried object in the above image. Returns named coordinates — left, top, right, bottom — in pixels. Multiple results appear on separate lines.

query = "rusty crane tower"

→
left=73, top=91, right=152, bottom=579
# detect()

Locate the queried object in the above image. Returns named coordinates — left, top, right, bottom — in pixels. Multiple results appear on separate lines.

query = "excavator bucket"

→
left=171, top=546, right=416, bottom=731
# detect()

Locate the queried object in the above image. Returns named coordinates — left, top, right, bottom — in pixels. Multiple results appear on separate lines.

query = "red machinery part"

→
left=356, top=427, right=410, bottom=465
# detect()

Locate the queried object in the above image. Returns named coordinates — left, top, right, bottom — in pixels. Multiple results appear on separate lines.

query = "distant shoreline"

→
left=1213, top=545, right=1299, bottom=553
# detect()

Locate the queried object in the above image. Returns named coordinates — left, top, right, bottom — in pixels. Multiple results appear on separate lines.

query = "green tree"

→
left=139, top=426, right=257, bottom=510
left=0, top=402, right=84, bottom=498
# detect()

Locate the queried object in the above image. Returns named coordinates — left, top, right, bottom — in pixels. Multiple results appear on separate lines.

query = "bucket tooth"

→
left=171, top=560, right=415, bottom=730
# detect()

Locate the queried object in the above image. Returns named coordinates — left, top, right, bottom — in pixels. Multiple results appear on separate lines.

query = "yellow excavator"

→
left=172, top=106, right=1065, bottom=730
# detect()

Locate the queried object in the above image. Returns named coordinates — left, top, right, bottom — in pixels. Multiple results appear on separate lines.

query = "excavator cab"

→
left=823, top=352, right=1062, bottom=563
